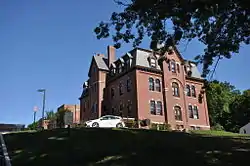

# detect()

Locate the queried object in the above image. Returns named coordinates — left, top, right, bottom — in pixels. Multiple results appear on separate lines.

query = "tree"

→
left=228, top=89, right=250, bottom=132
left=206, top=80, right=240, bottom=127
left=45, top=110, right=56, bottom=120
left=27, top=121, right=38, bottom=130
left=94, top=0, right=250, bottom=76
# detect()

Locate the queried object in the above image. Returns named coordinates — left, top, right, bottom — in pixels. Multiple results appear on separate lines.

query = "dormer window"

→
left=118, top=64, right=123, bottom=73
left=126, top=59, right=131, bottom=69
left=150, top=58, right=157, bottom=68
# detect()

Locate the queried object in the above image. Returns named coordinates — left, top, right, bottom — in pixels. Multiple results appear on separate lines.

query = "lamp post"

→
left=37, top=89, right=46, bottom=129
left=33, top=106, right=38, bottom=124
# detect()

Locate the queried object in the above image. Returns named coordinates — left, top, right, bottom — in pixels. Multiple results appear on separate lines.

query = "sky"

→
left=0, top=0, right=249, bottom=125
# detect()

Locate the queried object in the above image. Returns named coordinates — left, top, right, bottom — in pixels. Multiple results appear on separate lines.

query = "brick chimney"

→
left=107, top=45, right=116, bottom=67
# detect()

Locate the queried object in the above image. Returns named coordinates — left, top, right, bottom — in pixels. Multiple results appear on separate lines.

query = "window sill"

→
left=173, top=97, right=180, bottom=100
left=186, top=96, right=196, bottom=99
left=176, top=120, right=183, bottom=122
left=189, top=118, right=199, bottom=120
left=150, top=113, right=163, bottom=116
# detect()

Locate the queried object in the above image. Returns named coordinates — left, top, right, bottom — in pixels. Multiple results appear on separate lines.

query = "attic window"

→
left=118, top=64, right=123, bottom=73
left=126, top=59, right=131, bottom=69
left=150, top=58, right=157, bottom=68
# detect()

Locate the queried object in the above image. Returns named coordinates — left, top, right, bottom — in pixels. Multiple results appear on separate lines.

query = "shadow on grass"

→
left=4, top=128, right=250, bottom=166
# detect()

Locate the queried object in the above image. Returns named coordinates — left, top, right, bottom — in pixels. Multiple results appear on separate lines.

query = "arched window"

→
left=193, top=106, right=199, bottom=119
left=174, top=106, right=182, bottom=121
left=156, top=101, right=163, bottom=115
left=119, top=82, right=124, bottom=95
left=191, top=85, right=196, bottom=97
left=188, top=105, right=193, bottom=118
left=111, top=88, right=115, bottom=98
left=150, top=100, right=156, bottom=115
left=149, top=78, right=154, bottom=91
left=155, top=79, right=161, bottom=92
left=171, top=60, right=176, bottom=73
left=186, top=85, right=191, bottom=96
left=172, top=82, right=179, bottom=97
left=177, top=64, right=180, bottom=73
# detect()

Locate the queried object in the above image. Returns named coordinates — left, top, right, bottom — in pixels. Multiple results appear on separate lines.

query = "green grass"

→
left=3, top=128, right=250, bottom=166
left=190, top=130, right=250, bottom=138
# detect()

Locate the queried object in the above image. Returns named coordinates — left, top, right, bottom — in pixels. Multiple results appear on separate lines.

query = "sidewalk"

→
left=0, top=134, right=11, bottom=166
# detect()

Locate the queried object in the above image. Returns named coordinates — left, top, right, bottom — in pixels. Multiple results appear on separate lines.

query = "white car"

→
left=85, top=115, right=125, bottom=128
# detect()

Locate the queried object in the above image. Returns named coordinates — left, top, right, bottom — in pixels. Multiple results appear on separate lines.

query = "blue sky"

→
left=0, top=0, right=249, bottom=125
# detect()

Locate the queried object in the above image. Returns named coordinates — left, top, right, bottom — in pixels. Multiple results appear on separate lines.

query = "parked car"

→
left=85, top=115, right=125, bottom=128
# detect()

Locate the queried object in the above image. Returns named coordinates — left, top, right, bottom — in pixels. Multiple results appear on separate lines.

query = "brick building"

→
left=79, top=46, right=210, bottom=130
left=57, top=104, right=80, bottom=125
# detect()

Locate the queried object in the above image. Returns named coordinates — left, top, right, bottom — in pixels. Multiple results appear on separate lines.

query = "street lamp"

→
left=37, top=89, right=46, bottom=129
left=33, top=106, right=38, bottom=124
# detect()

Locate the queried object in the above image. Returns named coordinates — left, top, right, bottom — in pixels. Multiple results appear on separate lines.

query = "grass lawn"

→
left=3, top=128, right=250, bottom=166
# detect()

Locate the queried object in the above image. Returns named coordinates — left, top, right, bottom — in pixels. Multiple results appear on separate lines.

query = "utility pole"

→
left=37, top=89, right=46, bottom=129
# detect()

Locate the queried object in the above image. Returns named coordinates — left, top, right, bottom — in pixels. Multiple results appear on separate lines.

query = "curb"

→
left=0, top=134, right=11, bottom=166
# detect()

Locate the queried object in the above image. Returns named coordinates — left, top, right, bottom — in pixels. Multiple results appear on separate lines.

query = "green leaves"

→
left=94, top=0, right=250, bottom=77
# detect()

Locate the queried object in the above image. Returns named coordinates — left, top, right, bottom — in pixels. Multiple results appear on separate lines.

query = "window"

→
left=127, top=79, right=132, bottom=92
left=188, top=105, right=193, bottom=118
left=100, top=116, right=109, bottom=120
left=171, top=60, right=176, bottom=73
left=127, top=100, right=132, bottom=117
left=172, top=82, right=179, bottom=97
left=174, top=106, right=182, bottom=121
left=149, top=78, right=154, bottom=91
left=186, top=85, right=191, bottom=96
left=191, top=85, right=196, bottom=97
left=168, top=62, right=171, bottom=71
left=118, top=64, right=123, bottom=73
left=126, top=59, right=130, bottom=69
left=111, top=88, right=115, bottom=98
left=94, top=83, right=97, bottom=92
left=111, top=107, right=115, bottom=114
left=150, top=58, right=157, bottom=68
left=193, top=106, right=199, bottom=119
left=150, top=100, right=156, bottom=115
left=119, top=83, right=124, bottom=95
left=92, top=102, right=97, bottom=113
left=119, top=102, right=124, bottom=116
left=156, top=101, right=163, bottom=115
left=155, top=79, right=161, bottom=92
left=111, top=68, right=116, bottom=75
left=177, top=64, right=180, bottom=73
left=190, top=126, right=195, bottom=130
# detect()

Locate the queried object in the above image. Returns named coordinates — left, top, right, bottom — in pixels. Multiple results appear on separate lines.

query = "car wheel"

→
left=116, top=123, right=123, bottom=128
left=92, top=122, right=99, bottom=128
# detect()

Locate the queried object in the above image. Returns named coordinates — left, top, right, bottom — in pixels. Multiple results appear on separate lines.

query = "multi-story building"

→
left=79, top=45, right=210, bottom=130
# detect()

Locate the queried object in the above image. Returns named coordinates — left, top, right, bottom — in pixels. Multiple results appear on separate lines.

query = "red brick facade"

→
left=79, top=46, right=210, bottom=130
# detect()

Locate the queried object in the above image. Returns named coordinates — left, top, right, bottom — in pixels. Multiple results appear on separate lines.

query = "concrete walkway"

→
left=0, top=133, right=11, bottom=166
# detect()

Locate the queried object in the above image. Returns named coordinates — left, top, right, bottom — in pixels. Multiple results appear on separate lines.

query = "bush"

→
left=150, top=123, right=171, bottom=131
left=124, top=119, right=138, bottom=128
left=211, top=124, right=225, bottom=131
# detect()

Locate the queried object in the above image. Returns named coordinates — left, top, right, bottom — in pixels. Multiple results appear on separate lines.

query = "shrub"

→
left=211, top=124, right=225, bottom=131
left=150, top=123, right=171, bottom=131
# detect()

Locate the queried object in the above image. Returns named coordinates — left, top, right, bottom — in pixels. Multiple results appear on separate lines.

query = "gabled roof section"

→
left=88, top=55, right=109, bottom=77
